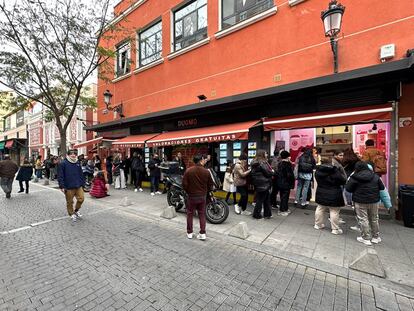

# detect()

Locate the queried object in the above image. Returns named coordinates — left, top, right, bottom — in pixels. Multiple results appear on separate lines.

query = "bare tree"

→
left=0, top=0, right=121, bottom=154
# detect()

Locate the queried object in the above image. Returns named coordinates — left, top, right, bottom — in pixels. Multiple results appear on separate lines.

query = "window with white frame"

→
left=174, top=0, right=208, bottom=52
left=139, top=21, right=162, bottom=67
left=116, top=42, right=131, bottom=77
left=222, top=0, right=273, bottom=29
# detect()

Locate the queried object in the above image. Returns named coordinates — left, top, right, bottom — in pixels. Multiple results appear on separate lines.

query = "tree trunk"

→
left=57, top=126, right=67, bottom=156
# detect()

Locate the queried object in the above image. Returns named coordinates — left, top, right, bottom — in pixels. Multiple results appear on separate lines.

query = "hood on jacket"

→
left=352, top=169, right=376, bottom=182
left=316, top=164, right=336, bottom=177
left=250, top=159, right=261, bottom=168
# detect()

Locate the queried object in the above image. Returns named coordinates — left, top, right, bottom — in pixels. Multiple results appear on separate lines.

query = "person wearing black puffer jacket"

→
left=314, top=157, right=347, bottom=235
left=276, top=151, right=295, bottom=216
left=251, top=150, right=274, bottom=219
left=346, top=161, right=385, bottom=246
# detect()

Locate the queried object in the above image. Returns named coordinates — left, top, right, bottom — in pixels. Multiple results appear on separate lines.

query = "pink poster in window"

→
left=289, top=128, right=315, bottom=162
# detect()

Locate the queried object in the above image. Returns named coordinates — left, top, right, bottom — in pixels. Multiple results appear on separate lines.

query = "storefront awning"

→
left=74, top=137, right=103, bottom=149
left=5, top=140, right=14, bottom=148
left=263, top=104, right=393, bottom=131
left=112, top=133, right=160, bottom=148
left=146, top=120, right=259, bottom=147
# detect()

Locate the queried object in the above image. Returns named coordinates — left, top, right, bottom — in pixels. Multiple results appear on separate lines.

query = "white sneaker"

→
left=350, top=225, right=361, bottom=232
left=71, top=214, right=77, bottom=222
left=74, top=211, right=82, bottom=219
left=287, top=209, right=292, bottom=214
left=150, top=192, right=155, bottom=196
left=331, top=229, right=343, bottom=235
left=187, top=233, right=193, bottom=239
left=197, top=233, right=206, bottom=241
left=314, top=224, right=325, bottom=230
left=252, top=202, right=256, bottom=207
left=357, top=236, right=373, bottom=246
left=371, top=237, right=382, bottom=244
left=134, top=188, right=138, bottom=192
left=156, top=191, right=162, bottom=195
left=294, top=200, right=298, bottom=205
left=241, top=210, right=252, bottom=216
left=139, top=188, right=143, bottom=192
left=234, top=204, right=241, bottom=214
left=277, top=212, right=289, bottom=216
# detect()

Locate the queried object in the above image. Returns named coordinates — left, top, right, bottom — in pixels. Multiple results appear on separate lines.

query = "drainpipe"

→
left=389, top=100, right=399, bottom=220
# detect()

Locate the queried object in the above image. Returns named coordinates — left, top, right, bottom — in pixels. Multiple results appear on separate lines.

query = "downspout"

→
left=390, top=98, right=399, bottom=220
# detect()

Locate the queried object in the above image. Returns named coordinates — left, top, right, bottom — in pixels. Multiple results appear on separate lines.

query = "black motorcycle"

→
left=161, top=162, right=229, bottom=224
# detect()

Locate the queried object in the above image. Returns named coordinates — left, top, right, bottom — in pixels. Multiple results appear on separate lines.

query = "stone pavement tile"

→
left=374, top=287, right=399, bottom=311
left=361, top=295, right=377, bottom=311
left=284, top=244, right=314, bottom=258
left=312, top=244, right=344, bottom=267
left=396, top=295, right=414, bottom=311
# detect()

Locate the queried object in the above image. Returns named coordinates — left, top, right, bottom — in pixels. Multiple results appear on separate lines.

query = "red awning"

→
left=263, top=104, right=393, bottom=131
left=112, top=133, right=160, bottom=148
left=146, top=120, right=259, bottom=147
left=74, top=137, right=103, bottom=149
left=5, top=140, right=14, bottom=148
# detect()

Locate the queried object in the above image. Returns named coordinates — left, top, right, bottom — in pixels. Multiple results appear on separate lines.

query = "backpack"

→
left=373, top=151, right=387, bottom=175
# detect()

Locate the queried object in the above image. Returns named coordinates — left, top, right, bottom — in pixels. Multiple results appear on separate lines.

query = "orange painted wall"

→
left=98, top=0, right=414, bottom=123
left=398, top=83, right=414, bottom=185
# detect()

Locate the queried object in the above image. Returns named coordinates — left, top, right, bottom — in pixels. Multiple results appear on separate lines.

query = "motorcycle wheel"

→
left=167, top=189, right=185, bottom=211
left=206, top=199, right=229, bottom=224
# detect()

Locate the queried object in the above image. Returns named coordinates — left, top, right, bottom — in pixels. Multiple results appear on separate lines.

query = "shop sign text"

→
left=150, top=134, right=238, bottom=147
left=177, top=118, right=198, bottom=128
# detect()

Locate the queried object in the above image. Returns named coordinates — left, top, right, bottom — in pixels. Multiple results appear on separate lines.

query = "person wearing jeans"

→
left=232, top=154, right=251, bottom=215
left=345, top=161, right=385, bottom=245
left=295, top=148, right=315, bottom=208
left=182, top=154, right=213, bottom=240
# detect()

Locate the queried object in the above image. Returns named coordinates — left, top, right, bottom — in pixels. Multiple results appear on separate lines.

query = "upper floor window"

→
left=139, top=21, right=162, bottom=67
left=4, top=116, right=11, bottom=131
left=174, top=0, right=207, bottom=52
left=116, top=42, right=131, bottom=77
left=222, top=0, right=273, bottom=29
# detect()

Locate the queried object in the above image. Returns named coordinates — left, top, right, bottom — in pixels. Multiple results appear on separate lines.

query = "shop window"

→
left=138, top=21, right=162, bottom=67
left=115, top=42, right=131, bottom=77
left=222, top=0, right=274, bottom=29
left=173, top=0, right=208, bottom=52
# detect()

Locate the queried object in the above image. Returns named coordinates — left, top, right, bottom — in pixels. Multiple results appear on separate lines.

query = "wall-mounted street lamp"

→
left=321, top=0, right=345, bottom=73
left=197, top=94, right=207, bottom=102
left=103, top=89, right=125, bottom=118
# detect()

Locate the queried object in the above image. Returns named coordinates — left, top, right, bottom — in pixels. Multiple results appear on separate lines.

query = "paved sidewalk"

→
left=61, top=181, right=414, bottom=291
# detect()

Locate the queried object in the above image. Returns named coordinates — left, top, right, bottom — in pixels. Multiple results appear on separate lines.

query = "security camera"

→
left=102, top=108, right=108, bottom=115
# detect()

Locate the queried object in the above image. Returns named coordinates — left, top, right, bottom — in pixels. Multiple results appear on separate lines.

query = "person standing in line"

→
left=270, top=149, right=281, bottom=209
left=223, top=160, right=236, bottom=205
left=94, top=154, right=102, bottom=170
left=35, top=155, right=43, bottom=179
left=174, top=152, right=187, bottom=175
left=342, top=148, right=359, bottom=206
left=295, top=148, right=316, bottom=208
left=113, top=154, right=126, bottom=189
left=276, top=151, right=295, bottom=216
left=131, top=152, right=145, bottom=192
left=233, top=153, right=251, bottom=215
left=362, top=139, right=387, bottom=176
left=332, top=150, right=347, bottom=180
left=58, top=149, right=85, bottom=222
left=314, top=157, right=347, bottom=234
left=148, top=153, right=161, bottom=195
left=16, top=159, right=33, bottom=194
left=345, top=161, right=385, bottom=245
left=124, top=155, right=131, bottom=185
left=105, top=155, right=113, bottom=185
left=251, top=150, right=274, bottom=220
left=182, top=154, right=213, bottom=240
left=0, top=155, right=19, bottom=199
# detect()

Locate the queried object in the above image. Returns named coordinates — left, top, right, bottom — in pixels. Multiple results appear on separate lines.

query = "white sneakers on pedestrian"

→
left=71, top=214, right=77, bottom=222
left=241, top=210, right=252, bottom=216
left=357, top=236, right=373, bottom=246
left=139, top=188, right=143, bottom=192
left=371, top=237, right=382, bottom=244
left=134, top=188, right=138, bottom=192
left=350, top=225, right=361, bottom=232
left=187, top=233, right=193, bottom=239
left=331, top=229, right=343, bottom=235
left=156, top=191, right=162, bottom=195
left=234, top=204, right=241, bottom=214
left=150, top=192, right=155, bottom=196
left=197, top=233, right=206, bottom=241
left=252, top=202, right=256, bottom=207
left=278, top=211, right=289, bottom=216
left=314, top=224, right=325, bottom=230
left=74, top=211, right=82, bottom=219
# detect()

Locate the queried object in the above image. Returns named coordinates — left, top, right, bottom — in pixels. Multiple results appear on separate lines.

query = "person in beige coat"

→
left=223, top=161, right=237, bottom=204
left=233, top=154, right=251, bottom=215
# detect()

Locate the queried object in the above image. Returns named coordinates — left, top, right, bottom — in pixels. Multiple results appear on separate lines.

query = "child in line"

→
left=90, top=171, right=109, bottom=198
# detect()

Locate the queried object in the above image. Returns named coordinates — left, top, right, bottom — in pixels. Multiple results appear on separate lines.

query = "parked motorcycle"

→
left=161, top=162, right=229, bottom=224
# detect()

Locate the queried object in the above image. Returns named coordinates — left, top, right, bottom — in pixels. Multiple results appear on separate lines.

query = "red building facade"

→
left=93, top=0, right=414, bottom=197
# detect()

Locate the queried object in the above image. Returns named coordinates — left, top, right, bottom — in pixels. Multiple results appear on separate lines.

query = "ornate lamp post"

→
left=321, top=0, right=345, bottom=73
left=103, top=89, right=125, bottom=118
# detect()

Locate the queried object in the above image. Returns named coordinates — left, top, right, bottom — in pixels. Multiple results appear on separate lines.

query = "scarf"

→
left=66, top=155, right=78, bottom=164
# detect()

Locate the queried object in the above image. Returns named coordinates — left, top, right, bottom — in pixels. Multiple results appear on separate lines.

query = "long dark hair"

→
left=255, top=149, right=267, bottom=162
left=343, top=148, right=359, bottom=166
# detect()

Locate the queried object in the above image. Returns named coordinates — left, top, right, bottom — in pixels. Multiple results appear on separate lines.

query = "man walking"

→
left=0, top=155, right=19, bottom=199
left=182, top=154, right=213, bottom=240
left=58, top=149, right=85, bottom=222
